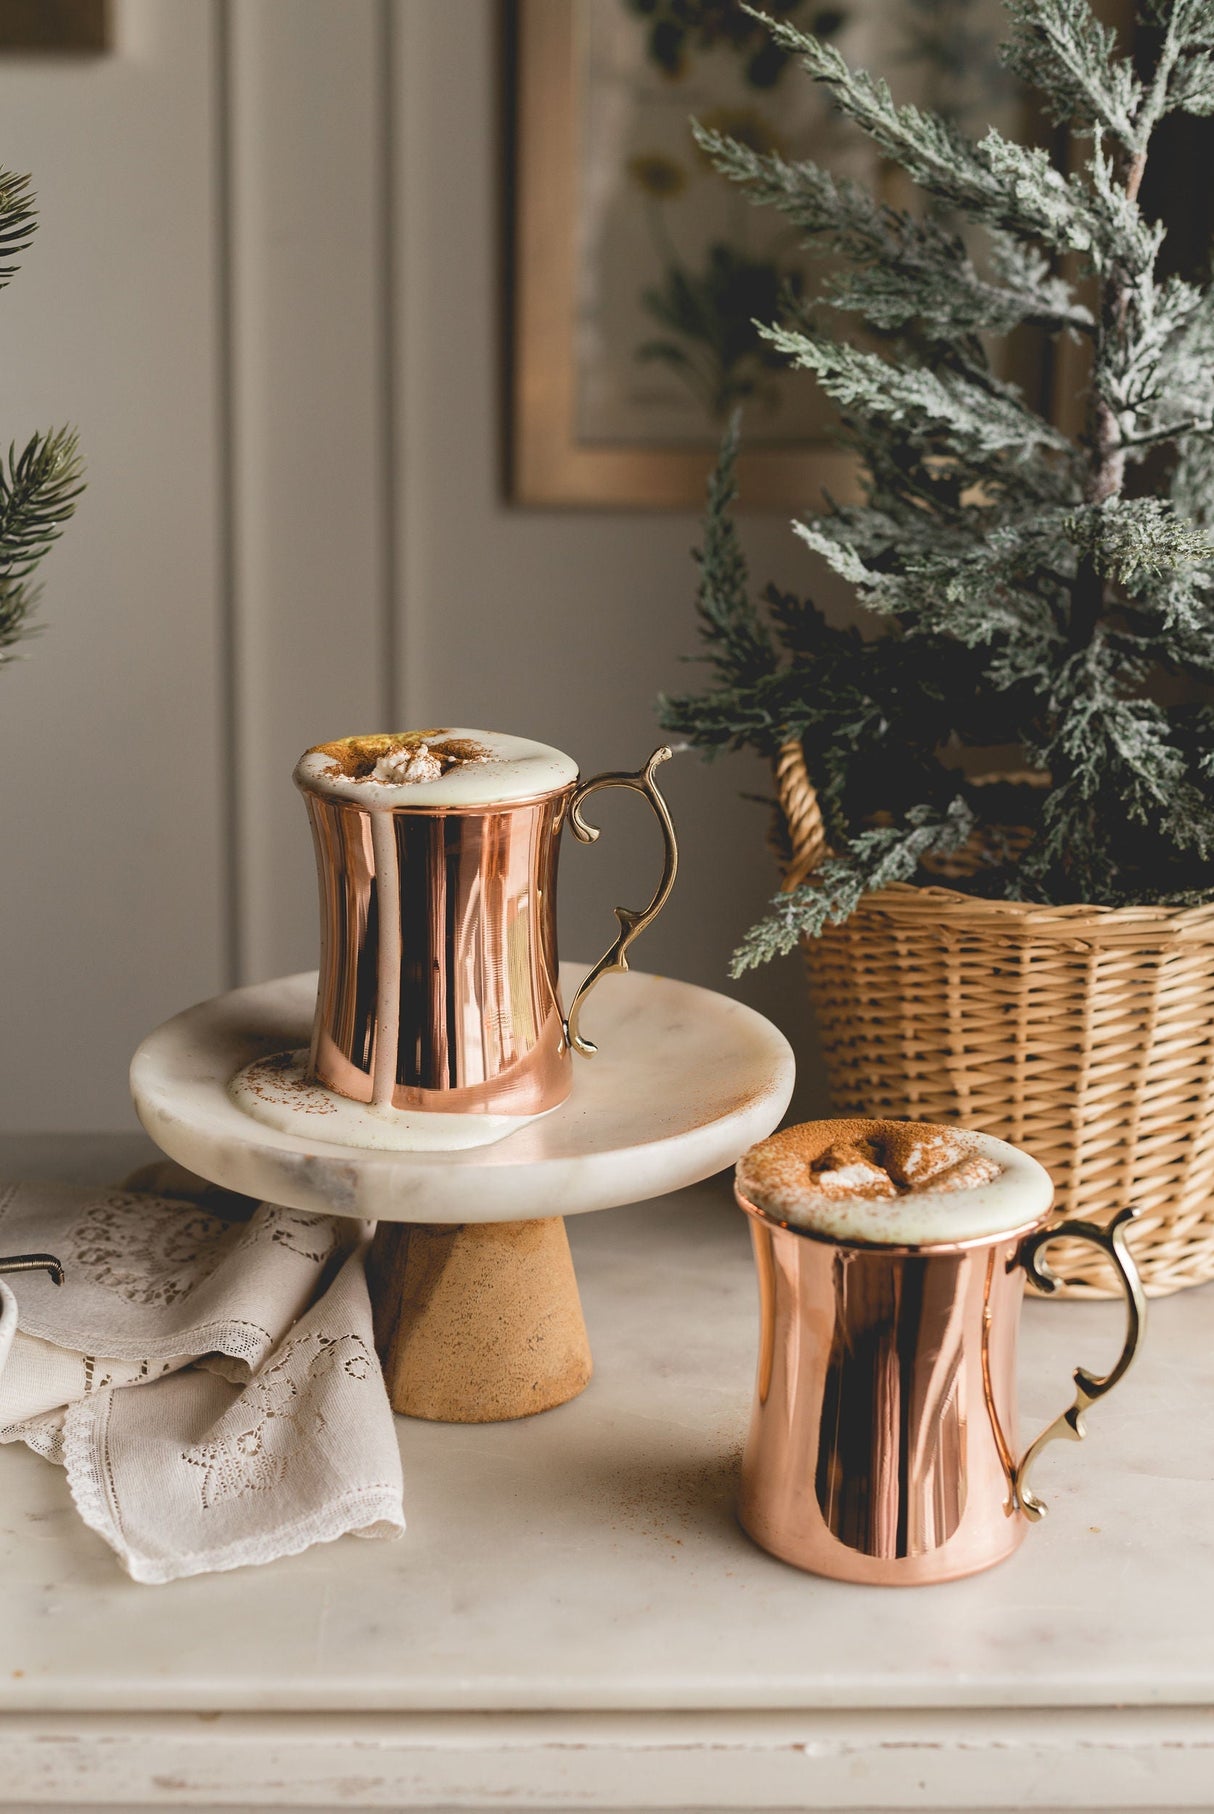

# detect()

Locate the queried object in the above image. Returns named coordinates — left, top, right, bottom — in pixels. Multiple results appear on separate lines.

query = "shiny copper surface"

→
left=303, top=788, right=571, bottom=1116
left=299, top=744, right=680, bottom=1121
left=738, top=1200, right=1030, bottom=1584
left=736, top=1188, right=1145, bottom=1584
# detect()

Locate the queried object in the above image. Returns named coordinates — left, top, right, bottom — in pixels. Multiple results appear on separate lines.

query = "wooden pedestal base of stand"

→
left=367, top=1217, right=593, bottom=1422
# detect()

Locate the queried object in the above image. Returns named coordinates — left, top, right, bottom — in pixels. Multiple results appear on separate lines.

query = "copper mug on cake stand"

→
left=735, top=1128, right=1146, bottom=1585
left=289, top=727, right=679, bottom=1424
left=293, top=728, right=678, bottom=1139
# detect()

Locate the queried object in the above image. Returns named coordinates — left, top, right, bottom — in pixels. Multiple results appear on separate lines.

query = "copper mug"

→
left=293, top=730, right=677, bottom=1121
left=735, top=1131, right=1145, bottom=1585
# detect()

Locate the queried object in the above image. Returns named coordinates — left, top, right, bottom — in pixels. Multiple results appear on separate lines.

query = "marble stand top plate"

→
left=130, top=965, right=795, bottom=1225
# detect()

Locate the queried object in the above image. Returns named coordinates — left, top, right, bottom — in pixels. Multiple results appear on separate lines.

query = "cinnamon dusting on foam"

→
left=294, top=728, right=581, bottom=811
left=737, top=1118, right=1005, bottom=1243
left=309, top=731, right=493, bottom=784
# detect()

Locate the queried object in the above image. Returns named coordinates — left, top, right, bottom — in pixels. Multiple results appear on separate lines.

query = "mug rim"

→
left=294, top=776, right=577, bottom=817
left=733, top=1182, right=1053, bottom=1256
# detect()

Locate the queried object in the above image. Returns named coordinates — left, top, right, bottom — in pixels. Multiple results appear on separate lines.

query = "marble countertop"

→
left=1, top=1134, right=1211, bottom=1726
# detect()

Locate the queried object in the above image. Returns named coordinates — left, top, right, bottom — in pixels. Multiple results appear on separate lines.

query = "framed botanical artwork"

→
left=511, top=0, right=1014, bottom=511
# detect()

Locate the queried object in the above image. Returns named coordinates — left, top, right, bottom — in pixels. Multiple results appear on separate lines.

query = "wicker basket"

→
left=774, top=739, right=1214, bottom=1297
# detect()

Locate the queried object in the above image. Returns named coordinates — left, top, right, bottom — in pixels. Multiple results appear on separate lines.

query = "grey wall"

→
left=0, top=0, right=821, bottom=1134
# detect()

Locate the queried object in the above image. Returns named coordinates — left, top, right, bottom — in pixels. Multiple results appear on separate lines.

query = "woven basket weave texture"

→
left=774, top=740, right=1214, bottom=1298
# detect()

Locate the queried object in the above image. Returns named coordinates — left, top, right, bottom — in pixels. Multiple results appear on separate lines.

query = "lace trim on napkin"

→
left=62, top=1388, right=402, bottom=1586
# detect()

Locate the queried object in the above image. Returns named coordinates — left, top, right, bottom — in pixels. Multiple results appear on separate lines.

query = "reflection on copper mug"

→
left=735, top=1184, right=1145, bottom=1585
left=294, top=732, right=677, bottom=1119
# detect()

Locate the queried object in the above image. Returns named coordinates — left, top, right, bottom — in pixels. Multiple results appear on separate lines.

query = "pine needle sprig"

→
left=0, top=429, right=85, bottom=663
left=0, top=171, right=84, bottom=666
left=1064, top=497, right=1214, bottom=583
left=730, top=797, right=977, bottom=973
left=742, top=5, right=1106, bottom=255
left=760, top=324, right=1072, bottom=461
left=1142, top=0, right=1214, bottom=132
left=0, top=171, right=37, bottom=290
left=691, top=122, right=1095, bottom=339
left=688, top=415, right=778, bottom=687
left=1001, top=0, right=1141, bottom=143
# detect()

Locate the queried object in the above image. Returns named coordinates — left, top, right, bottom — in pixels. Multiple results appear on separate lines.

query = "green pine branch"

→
left=0, top=173, right=84, bottom=666
left=688, top=415, right=777, bottom=686
left=1001, top=0, right=1141, bottom=143
left=761, top=324, right=1073, bottom=463
left=730, top=798, right=977, bottom=973
left=1064, top=497, right=1214, bottom=583
left=1142, top=0, right=1214, bottom=134
left=743, top=5, right=1108, bottom=255
left=0, top=429, right=85, bottom=663
left=0, top=171, right=37, bottom=290
left=692, top=122, right=1094, bottom=339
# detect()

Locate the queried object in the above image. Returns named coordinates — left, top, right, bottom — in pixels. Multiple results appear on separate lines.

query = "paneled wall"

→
left=0, top=4, right=227, bottom=1132
left=0, top=0, right=818, bottom=1134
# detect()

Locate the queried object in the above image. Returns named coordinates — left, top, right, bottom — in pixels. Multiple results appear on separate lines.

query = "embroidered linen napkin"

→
left=0, top=1170, right=405, bottom=1583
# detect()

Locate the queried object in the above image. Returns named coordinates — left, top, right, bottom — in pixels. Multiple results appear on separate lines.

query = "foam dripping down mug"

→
left=734, top=1119, right=1146, bottom=1585
left=293, top=728, right=677, bottom=1122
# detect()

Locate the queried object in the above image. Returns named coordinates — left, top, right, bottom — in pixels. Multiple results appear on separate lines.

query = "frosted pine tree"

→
left=660, top=1, right=1214, bottom=973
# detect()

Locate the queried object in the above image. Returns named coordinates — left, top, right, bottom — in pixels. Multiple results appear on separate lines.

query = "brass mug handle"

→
left=1013, top=1205, right=1145, bottom=1522
left=0, top=1254, right=64, bottom=1284
left=563, top=746, right=679, bottom=1057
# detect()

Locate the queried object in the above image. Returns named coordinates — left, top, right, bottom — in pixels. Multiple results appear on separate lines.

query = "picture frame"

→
left=511, top=0, right=859, bottom=512
left=0, top=0, right=107, bottom=53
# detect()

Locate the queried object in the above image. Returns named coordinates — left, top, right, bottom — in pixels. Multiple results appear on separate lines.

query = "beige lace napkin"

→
left=0, top=1170, right=405, bottom=1583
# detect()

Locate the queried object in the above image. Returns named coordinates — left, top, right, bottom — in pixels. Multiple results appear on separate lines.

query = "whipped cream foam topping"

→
left=371, top=743, right=445, bottom=785
left=736, top=1118, right=1053, bottom=1246
left=294, top=728, right=580, bottom=809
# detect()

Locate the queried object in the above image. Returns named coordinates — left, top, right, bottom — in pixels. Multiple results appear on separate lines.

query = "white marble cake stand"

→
left=130, top=964, right=794, bottom=1423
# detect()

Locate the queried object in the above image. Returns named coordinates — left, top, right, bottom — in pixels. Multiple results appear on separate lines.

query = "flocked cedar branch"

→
left=660, top=0, right=1214, bottom=974
left=0, top=172, right=83, bottom=668
left=730, top=798, right=978, bottom=972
